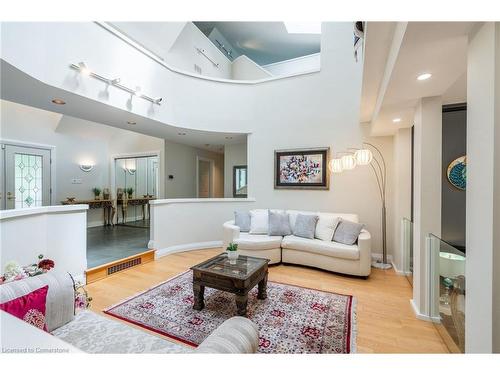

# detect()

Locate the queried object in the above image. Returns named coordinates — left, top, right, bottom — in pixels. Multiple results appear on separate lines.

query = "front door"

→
left=1, top=144, right=51, bottom=210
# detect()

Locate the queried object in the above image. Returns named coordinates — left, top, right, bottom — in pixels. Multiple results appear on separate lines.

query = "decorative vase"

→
left=227, top=250, right=239, bottom=263
left=94, top=195, right=100, bottom=200
left=128, top=193, right=133, bottom=199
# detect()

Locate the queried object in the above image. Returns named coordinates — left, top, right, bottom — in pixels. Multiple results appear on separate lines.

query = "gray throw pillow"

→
left=333, top=219, right=364, bottom=245
left=234, top=210, right=251, bottom=232
left=268, top=210, right=291, bottom=236
left=293, top=214, right=319, bottom=239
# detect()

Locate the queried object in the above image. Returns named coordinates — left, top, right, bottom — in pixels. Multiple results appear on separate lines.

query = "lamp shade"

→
left=329, top=158, right=343, bottom=173
left=355, top=149, right=373, bottom=165
left=341, top=154, right=357, bottom=170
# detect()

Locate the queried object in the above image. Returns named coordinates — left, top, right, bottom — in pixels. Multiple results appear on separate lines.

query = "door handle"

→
left=7, top=192, right=15, bottom=200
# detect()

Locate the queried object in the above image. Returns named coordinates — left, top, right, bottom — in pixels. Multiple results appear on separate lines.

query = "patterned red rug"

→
left=104, top=271, right=357, bottom=353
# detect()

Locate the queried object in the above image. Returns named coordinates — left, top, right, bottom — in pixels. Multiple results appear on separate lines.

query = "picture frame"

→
left=274, top=147, right=330, bottom=190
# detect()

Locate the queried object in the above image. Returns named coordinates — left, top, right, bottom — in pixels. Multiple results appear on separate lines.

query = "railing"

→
left=402, top=217, right=413, bottom=286
left=429, top=234, right=466, bottom=353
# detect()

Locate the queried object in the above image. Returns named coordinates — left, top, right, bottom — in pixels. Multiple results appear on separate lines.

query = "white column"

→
left=392, top=128, right=412, bottom=273
left=466, top=22, right=500, bottom=353
left=412, top=96, right=442, bottom=319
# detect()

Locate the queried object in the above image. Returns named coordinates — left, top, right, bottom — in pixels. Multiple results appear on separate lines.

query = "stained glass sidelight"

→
left=15, top=153, right=43, bottom=208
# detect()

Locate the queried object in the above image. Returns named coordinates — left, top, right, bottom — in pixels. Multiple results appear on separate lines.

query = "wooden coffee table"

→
left=190, top=253, right=269, bottom=317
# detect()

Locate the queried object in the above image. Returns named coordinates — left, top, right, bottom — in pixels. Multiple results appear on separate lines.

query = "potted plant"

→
left=92, top=187, right=101, bottom=200
left=226, top=242, right=239, bottom=263
left=126, top=187, right=134, bottom=199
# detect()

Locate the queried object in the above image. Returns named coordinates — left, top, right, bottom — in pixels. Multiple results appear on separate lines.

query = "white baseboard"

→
left=155, top=241, right=223, bottom=259
left=410, top=299, right=441, bottom=323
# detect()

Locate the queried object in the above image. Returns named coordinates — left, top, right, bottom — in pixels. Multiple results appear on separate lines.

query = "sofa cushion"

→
left=234, top=210, right=251, bottom=232
left=333, top=219, right=365, bottom=245
left=315, top=213, right=341, bottom=241
left=234, top=233, right=283, bottom=250
left=282, top=235, right=360, bottom=260
left=268, top=210, right=291, bottom=236
left=287, top=210, right=315, bottom=232
left=249, top=209, right=269, bottom=234
left=293, top=214, right=319, bottom=239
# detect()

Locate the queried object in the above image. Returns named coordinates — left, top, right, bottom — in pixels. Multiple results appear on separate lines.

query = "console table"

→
left=61, top=199, right=114, bottom=226
left=116, top=197, right=153, bottom=224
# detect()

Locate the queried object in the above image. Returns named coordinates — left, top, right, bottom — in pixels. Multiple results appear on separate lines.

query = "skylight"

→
left=284, top=22, right=321, bottom=34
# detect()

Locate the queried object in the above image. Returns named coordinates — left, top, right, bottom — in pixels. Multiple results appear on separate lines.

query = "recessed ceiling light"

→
left=417, top=73, right=432, bottom=81
left=392, top=118, right=401, bottom=123
left=127, top=121, right=137, bottom=125
left=51, top=98, right=66, bottom=105
left=178, top=132, right=186, bottom=136
left=284, top=22, right=321, bottom=34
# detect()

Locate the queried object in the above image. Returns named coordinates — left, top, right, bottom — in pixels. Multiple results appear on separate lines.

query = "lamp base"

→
left=372, top=260, right=392, bottom=270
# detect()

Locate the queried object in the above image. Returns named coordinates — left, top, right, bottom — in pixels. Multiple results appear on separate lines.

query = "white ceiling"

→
left=361, top=22, right=476, bottom=136
left=0, top=60, right=247, bottom=153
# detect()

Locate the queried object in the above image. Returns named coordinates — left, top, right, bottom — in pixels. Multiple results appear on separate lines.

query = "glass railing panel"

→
left=429, top=233, right=466, bottom=353
left=402, top=217, right=413, bottom=286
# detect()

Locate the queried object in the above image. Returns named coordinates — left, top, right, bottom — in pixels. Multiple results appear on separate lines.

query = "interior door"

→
left=198, top=159, right=211, bottom=198
left=2, top=144, right=51, bottom=209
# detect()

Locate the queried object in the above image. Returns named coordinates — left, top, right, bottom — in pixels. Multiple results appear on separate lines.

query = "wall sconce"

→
left=80, top=164, right=94, bottom=172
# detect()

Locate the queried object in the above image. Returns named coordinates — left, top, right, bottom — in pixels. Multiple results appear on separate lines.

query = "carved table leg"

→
left=193, top=283, right=205, bottom=311
left=235, top=293, right=248, bottom=316
left=258, top=271, right=268, bottom=300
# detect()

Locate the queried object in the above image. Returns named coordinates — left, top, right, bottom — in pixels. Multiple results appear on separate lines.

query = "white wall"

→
left=150, top=198, right=256, bottom=256
left=465, top=22, right=500, bottom=353
left=111, top=22, right=187, bottom=60
left=0, top=99, right=165, bottom=226
left=231, top=55, right=272, bottom=80
left=224, top=142, right=247, bottom=198
left=165, top=140, right=224, bottom=199
left=262, top=53, right=321, bottom=76
left=0, top=205, right=88, bottom=282
left=392, top=128, right=412, bottom=272
left=1, top=22, right=394, bottom=256
left=167, top=22, right=232, bottom=79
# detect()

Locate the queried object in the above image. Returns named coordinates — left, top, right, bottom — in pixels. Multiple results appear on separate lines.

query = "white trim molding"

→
left=410, top=299, right=441, bottom=323
left=155, top=241, right=223, bottom=259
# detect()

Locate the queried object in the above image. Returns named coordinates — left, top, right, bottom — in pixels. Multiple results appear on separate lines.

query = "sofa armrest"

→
left=223, top=220, right=240, bottom=249
left=0, top=272, right=75, bottom=332
left=195, top=316, right=259, bottom=353
left=357, top=229, right=372, bottom=276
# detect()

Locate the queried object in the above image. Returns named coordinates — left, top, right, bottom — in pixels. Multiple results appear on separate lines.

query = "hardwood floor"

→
left=86, top=248, right=449, bottom=353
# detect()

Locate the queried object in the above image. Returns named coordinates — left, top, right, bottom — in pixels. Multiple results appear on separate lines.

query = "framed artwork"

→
left=447, top=155, right=467, bottom=190
left=274, top=147, right=330, bottom=190
left=233, top=165, right=248, bottom=198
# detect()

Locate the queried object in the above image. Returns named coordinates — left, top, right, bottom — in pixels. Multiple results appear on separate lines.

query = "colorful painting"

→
left=447, top=155, right=467, bottom=190
left=274, top=148, right=329, bottom=189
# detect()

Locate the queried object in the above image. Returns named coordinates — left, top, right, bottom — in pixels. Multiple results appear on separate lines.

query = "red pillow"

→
left=0, top=285, right=49, bottom=331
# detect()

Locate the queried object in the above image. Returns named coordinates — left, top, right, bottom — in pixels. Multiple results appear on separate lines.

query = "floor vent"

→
left=85, top=249, right=155, bottom=284
left=107, top=257, right=142, bottom=275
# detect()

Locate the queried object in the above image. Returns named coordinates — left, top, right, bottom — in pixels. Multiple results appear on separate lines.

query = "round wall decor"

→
left=447, top=155, right=467, bottom=190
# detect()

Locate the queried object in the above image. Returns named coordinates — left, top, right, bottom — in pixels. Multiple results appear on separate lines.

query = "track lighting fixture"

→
left=70, top=61, right=162, bottom=105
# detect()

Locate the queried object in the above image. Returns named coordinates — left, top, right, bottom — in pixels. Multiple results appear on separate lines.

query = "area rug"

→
left=104, top=271, right=357, bottom=353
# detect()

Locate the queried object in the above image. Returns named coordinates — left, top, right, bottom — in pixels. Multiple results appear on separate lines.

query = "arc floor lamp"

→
left=329, top=142, right=391, bottom=269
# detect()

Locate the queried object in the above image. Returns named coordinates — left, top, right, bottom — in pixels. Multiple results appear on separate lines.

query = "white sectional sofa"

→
left=223, top=210, right=371, bottom=277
